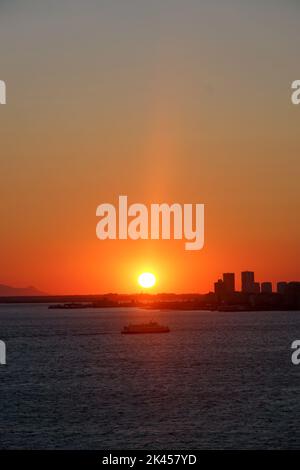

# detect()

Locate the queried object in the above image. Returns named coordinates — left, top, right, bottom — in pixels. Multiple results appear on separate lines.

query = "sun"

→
left=138, top=272, right=156, bottom=289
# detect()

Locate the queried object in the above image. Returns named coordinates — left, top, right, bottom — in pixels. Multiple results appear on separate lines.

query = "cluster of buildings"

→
left=214, top=271, right=289, bottom=296
left=212, top=272, right=300, bottom=310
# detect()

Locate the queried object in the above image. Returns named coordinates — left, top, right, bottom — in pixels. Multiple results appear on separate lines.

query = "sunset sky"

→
left=0, top=0, right=300, bottom=294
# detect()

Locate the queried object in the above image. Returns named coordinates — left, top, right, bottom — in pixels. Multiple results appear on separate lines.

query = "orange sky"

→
left=0, top=1, right=300, bottom=294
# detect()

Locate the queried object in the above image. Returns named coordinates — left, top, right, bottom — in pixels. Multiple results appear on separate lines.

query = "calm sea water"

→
left=0, top=304, right=300, bottom=449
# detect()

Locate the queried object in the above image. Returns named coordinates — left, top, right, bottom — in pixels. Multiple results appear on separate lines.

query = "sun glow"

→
left=138, top=272, right=156, bottom=289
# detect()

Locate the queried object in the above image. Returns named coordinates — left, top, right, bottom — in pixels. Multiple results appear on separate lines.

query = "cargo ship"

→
left=121, top=321, right=170, bottom=334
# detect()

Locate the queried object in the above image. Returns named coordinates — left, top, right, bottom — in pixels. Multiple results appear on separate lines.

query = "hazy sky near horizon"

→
left=0, top=0, right=300, bottom=294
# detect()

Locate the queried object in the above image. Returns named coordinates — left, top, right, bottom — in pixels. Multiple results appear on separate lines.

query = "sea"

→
left=0, top=304, right=300, bottom=450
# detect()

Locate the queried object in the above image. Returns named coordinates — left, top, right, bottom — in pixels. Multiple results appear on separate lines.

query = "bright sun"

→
left=138, top=272, right=156, bottom=289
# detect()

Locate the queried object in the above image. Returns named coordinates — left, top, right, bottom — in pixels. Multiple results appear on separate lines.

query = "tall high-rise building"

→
left=277, top=282, right=287, bottom=295
left=261, top=282, right=272, bottom=294
left=241, top=271, right=255, bottom=293
left=223, top=273, right=235, bottom=293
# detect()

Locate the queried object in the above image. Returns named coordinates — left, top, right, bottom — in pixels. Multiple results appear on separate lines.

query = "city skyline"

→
left=213, top=270, right=295, bottom=296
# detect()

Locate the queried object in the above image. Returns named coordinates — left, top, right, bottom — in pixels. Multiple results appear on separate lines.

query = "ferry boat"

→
left=121, top=321, right=170, bottom=334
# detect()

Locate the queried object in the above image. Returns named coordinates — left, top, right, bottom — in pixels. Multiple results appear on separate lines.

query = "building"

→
left=261, top=282, right=272, bottom=294
left=277, top=282, right=287, bottom=295
left=223, top=273, right=235, bottom=293
left=284, top=282, right=300, bottom=309
left=214, top=279, right=224, bottom=297
left=241, top=271, right=255, bottom=293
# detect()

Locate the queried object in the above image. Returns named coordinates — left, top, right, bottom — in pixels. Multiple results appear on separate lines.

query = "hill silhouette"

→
left=0, top=284, right=46, bottom=296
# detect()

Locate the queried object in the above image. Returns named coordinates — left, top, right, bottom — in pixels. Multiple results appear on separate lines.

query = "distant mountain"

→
left=0, top=284, right=46, bottom=296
